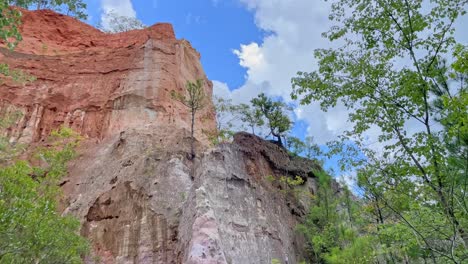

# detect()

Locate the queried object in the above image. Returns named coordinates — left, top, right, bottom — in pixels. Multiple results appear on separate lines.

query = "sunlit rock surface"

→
left=0, top=9, right=324, bottom=264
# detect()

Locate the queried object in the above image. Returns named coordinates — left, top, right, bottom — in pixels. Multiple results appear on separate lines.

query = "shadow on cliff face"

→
left=63, top=128, right=342, bottom=264
left=229, top=132, right=336, bottom=220
left=232, top=132, right=343, bottom=197
left=81, top=181, right=174, bottom=264
left=180, top=131, right=337, bottom=264
left=0, top=7, right=332, bottom=263
left=232, top=132, right=322, bottom=181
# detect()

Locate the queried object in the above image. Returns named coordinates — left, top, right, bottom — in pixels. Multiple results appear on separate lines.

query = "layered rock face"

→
left=0, top=8, right=215, bottom=143
left=64, top=129, right=318, bottom=264
left=1, top=9, right=320, bottom=264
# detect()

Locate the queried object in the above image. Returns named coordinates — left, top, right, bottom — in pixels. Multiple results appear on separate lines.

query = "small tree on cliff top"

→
left=251, top=93, right=292, bottom=146
left=171, top=79, right=206, bottom=159
left=237, top=103, right=264, bottom=136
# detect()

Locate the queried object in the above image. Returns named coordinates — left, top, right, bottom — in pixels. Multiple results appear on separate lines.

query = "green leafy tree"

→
left=292, top=0, right=468, bottom=262
left=8, top=0, right=87, bottom=19
left=236, top=103, right=264, bottom=136
left=285, top=136, right=323, bottom=161
left=0, top=127, right=89, bottom=263
left=286, top=136, right=306, bottom=156
left=59, top=0, right=86, bottom=19
left=0, top=3, right=22, bottom=81
left=212, top=96, right=237, bottom=144
left=171, top=79, right=207, bottom=159
left=0, top=2, right=21, bottom=49
left=251, top=93, right=292, bottom=146
left=298, top=170, right=375, bottom=264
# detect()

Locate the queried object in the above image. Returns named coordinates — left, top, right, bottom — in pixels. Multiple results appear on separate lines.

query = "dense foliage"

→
left=0, top=127, right=89, bottom=263
left=213, top=93, right=294, bottom=147
left=0, top=2, right=21, bottom=49
left=292, top=0, right=468, bottom=263
left=0, top=2, right=22, bottom=81
left=298, top=170, right=376, bottom=264
left=8, top=0, right=87, bottom=19
left=237, top=102, right=265, bottom=136
left=251, top=93, right=292, bottom=146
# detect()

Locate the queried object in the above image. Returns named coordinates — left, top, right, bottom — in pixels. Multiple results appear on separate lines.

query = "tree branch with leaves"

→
left=292, top=0, right=468, bottom=262
left=171, top=79, right=207, bottom=159
left=251, top=93, right=292, bottom=147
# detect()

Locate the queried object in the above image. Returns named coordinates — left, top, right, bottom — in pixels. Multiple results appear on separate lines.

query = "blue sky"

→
left=86, top=0, right=340, bottom=146
left=83, top=0, right=344, bottom=173
left=84, top=0, right=262, bottom=89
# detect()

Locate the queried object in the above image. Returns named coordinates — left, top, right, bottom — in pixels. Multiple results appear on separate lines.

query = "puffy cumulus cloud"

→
left=217, top=0, right=467, bottom=147
left=214, top=0, right=468, bottom=191
left=100, top=0, right=137, bottom=30
left=294, top=103, right=352, bottom=145
left=215, top=0, right=343, bottom=144
left=213, top=79, right=270, bottom=105
left=232, top=43, right=266, bottom=80
left=236, top=0, right=332, bottom=99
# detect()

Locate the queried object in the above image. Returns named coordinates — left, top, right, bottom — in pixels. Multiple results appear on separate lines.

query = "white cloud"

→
left=213, top=79, right=269, bottom=105
left=217, top=0, right=468, bottom=147
left=215, top=0, right=339, bottom=143
left=294, top=103, right=351, bottom=144
left=100, top=0, right=137, bottom=30
left=213, top=81, right=231, bottom=99
left=337, top=170, right=358, bottom=191
left=232, top=43, right=266, bottom=79
left=212, top=0, right=468, bottom=192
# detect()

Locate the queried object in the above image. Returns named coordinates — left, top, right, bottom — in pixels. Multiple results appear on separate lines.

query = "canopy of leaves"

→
left=0, top=3, right=22, bottom=49
left=251, top=93, right=292, bottom=145
left=298, top=170, right=376, bottom=264
left=292, top=0, right=468, bottom=262
left=171, top=79, right=206, bottom=112
left=236, top=103, right=265, bottom=136
left=0, top=127, right=89, bottom=263
left=8, top=0, right=87, bottom=19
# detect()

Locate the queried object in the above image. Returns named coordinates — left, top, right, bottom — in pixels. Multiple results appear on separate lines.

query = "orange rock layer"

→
left=0, top=8, right=216, bottom=143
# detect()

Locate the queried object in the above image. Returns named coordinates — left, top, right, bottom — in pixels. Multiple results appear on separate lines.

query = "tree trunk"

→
left=190, top=109, right=195, bottom=159
left=277, top=135, right=283, bottom=146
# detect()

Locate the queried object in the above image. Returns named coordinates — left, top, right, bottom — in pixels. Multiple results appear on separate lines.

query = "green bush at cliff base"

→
left=0, top=127, right=89, bottom=263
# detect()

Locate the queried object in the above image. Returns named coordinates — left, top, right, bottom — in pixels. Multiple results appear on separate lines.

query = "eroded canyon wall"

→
left=0, top=9, right=322, bottom=264
left=0, top=8, right=215, bottom=144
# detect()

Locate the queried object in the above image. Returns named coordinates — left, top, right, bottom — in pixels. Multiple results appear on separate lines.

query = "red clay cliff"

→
left=0, top=8, right=216, bottom=143
left=0, top=9, right=317, bottom=264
